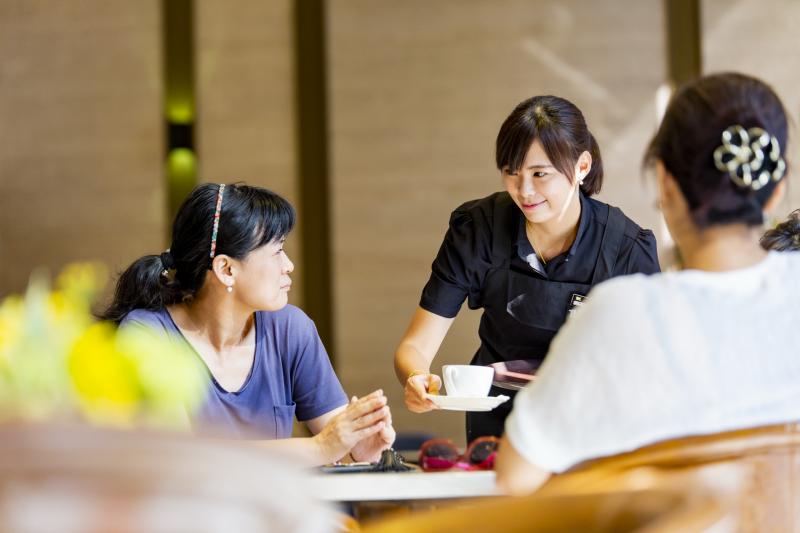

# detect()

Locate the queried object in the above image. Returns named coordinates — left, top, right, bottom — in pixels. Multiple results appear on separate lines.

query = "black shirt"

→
left=420, top=192, right=660, bottom=318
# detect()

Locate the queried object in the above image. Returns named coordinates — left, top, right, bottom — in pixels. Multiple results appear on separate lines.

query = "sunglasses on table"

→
left=419, top=436, right=499, bottom=472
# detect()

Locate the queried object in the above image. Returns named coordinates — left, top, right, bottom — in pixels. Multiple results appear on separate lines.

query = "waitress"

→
left=394, top=95, right=661, bottom=441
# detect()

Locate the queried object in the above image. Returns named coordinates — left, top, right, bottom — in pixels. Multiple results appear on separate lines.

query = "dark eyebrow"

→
left=505, top=164, right=553, bottom=173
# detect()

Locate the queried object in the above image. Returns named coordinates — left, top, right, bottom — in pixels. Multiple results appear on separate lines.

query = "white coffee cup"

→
left=442, top=365, right=494, bottom=398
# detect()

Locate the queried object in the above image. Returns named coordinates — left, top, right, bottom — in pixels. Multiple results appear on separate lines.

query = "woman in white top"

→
left=495, top=72, right=800, bottom=495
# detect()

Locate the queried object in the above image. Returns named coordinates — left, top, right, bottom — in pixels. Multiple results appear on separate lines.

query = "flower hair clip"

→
left=713, top=125, right=786, bottom=191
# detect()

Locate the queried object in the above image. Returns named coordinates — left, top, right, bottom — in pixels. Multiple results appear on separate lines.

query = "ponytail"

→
left=98, top=254, right=181, bottom=323
left=580, top=131, right=604, bottom=196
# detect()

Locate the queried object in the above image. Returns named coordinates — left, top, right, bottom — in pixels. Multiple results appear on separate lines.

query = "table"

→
left=310, top=470, right=499, bottom=503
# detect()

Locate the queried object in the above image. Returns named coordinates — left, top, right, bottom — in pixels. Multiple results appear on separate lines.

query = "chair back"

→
left=542, top=423, right=800, bottom=532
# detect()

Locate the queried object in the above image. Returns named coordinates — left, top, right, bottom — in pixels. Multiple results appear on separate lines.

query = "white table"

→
left=310, top=470, right=500, bottom=502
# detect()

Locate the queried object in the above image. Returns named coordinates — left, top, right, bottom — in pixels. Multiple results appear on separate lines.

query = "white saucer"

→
left=425, top=394, right=510, bottom=412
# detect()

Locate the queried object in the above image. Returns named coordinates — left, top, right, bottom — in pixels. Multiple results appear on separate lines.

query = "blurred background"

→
left=1, top=0, right=798, bottom=446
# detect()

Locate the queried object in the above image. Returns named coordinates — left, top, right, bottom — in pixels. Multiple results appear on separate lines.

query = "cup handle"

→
left=443, top=366, right=454, bottom=386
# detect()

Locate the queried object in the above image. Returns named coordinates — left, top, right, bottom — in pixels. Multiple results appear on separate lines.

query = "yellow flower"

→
left=0, top=296, right=25, bottom=362
left=68, top=323, right=141, bottom=426
left=1, top=262, right=206, bottom=430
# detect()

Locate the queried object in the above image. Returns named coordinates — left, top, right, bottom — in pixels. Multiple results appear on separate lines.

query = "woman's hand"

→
left=394, top=308, right=454, bottom=412
left=404, top=372, right=442, bottom=413
left=350, top=398, right=396, bottom=462
left=314, top=390, right=390, bottom=462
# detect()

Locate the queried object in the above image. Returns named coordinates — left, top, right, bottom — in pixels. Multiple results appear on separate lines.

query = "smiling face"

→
left=502, top=140, right=587, bottom=225
left=232, top=237, right=294, bottom=311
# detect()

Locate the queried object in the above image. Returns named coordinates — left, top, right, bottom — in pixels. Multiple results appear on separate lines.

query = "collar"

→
left=515, top=192, right=590, bottom=265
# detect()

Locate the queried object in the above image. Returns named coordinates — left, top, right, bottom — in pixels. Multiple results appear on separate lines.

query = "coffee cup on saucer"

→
left=442, top=365, right=494, bottom=397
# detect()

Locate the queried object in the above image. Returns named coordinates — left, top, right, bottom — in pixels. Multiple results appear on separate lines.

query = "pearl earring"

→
left=226, top=285, right=233, bottom=293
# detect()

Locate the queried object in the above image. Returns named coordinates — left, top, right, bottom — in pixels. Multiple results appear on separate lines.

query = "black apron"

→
left=466, top=193, right=627, bottom=442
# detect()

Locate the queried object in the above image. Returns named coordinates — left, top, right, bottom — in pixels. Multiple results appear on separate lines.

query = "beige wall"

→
left=327, top=0, right=666, bottom=444
left=0, top=1, right=164, bottom=297
left=9, top=0, right=796, bottom=448
left=195, top=0, right=304, bottom=306
left=702, top=0, right=800, bottom=220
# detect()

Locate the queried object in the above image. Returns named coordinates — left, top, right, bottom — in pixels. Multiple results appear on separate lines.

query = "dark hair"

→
left=495, top=95, right=604, bottom=196
left=99, top=183, right=295, bottom=323
left=761, top=209, right=800, bottom=251
left=645, top=72, right=789, bottom=228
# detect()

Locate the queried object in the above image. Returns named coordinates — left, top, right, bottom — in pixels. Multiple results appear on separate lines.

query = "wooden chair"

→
left=541, top=423, right=800, bottom=532
left=360, top=464, right=739, bottom=533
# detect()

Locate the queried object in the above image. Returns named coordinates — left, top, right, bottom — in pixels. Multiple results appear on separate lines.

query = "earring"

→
left=226, top=285, right=233, bottom=293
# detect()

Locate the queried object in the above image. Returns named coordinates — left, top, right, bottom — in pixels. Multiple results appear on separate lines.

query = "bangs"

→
left=250, top=190, right=296, bottom=250
left=496, top=114, right=577, bottom=179
left=496, top=117, right=536, bottom=173
left=222, top=184, right=296, bottom=255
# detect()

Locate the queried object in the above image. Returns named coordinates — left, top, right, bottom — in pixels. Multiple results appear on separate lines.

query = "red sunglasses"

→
left=419, top=437, right=499, bottom=472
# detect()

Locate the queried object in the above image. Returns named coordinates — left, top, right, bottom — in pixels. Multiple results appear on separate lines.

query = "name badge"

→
left=567, top=293, right=586, bottom=315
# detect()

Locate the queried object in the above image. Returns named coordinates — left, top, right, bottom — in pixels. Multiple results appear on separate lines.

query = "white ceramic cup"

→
left=442, top=365, right=494, bottom=398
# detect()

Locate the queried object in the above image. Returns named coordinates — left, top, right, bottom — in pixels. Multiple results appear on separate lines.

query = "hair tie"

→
left=209, top=184, right=226, bottom=259
left=160, top=249, right=175, bottom=277
left=713, top=125, right=786, bottom=191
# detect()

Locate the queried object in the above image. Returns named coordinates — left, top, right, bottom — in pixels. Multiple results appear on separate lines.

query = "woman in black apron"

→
left=394, top=95, right=661, bottom=442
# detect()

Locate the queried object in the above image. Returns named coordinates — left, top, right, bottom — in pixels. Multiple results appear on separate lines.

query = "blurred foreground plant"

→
left=0, top=264, right=206, bottom=429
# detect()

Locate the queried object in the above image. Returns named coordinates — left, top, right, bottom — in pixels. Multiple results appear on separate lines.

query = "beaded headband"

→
left=209, top=184, right=225, bottom=258
left=713, top=125, right=786, bottom=191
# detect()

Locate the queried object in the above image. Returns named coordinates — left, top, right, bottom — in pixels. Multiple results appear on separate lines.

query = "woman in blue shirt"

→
left=100, top=183, right=394, bottom=465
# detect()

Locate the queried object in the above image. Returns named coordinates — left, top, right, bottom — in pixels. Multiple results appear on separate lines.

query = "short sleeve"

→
left=286, top=313, right=348, bottom=422
left=419, top=202, right=493, bottom=317
left=616, top=228, right=660, bottom=276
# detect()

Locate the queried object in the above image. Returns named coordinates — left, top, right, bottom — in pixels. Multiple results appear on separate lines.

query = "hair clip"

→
left=160, top=249, right=174, bottom=277
left=713, top=125, right=786, bottom=191
left=209, top=184, right=226, bottom=258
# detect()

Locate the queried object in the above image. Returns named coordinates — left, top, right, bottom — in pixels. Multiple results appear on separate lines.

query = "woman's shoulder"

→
left=585, top=197, right=659, bottom=275
left=256, top=306, right=328, bottom=366
left=452, top=191, right=513, bottom=217
left=256, top=305, right=317, bottom=336
left=120, top=307, right=172, bottom=330
left=768, top=250, right=800, bottom=270
left=448, top=192, right=515, bottom=236
left=585, top=196, right=653, bottom=239
left=587, top=250, right=800, bottom=314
